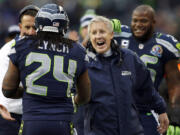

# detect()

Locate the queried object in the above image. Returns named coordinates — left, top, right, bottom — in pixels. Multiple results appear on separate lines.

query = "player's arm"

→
left=165, top=59, right=180, bottom=105
left=74, top=69, right=91, bottom=105
left=134, top=54, right=169, bottom=134
left=2, top=60, right=24, bottom=99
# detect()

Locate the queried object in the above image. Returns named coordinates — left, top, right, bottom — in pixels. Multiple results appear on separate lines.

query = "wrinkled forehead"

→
left=132, top=8, right=154, bottom=19
left=21, top=15, right=35, bottom=25
left=90, top=21, right=108, bottom=31
left=133, top=10, right=153, bottom=19
left=92, top=21, right=105, bottom=26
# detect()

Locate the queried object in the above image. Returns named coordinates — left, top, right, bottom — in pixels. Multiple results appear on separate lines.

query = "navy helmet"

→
left=35, top=4, right=69, bottom=35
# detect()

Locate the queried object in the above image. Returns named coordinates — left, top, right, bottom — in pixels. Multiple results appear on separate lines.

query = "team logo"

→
left=53, top=22, right=60, bottom=27
left=138, top=44, right=144, bottom=49
left=121, top=71, right=131, bottom=76
left=150, top=45, right=163, bottom=57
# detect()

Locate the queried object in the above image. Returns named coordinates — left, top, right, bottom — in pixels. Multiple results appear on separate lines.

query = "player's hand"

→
left=111, top=19, right=121, bottom=34
left=157, top=113, right=169, bottom=134
left=0, top=104, right=15, bottom=121
left=169, top=86, right=180, bottom=107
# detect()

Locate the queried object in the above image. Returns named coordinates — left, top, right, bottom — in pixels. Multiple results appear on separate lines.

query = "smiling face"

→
left=89, top=21, right=113, bottom=54
left=131, top=8, right=155, bottom=41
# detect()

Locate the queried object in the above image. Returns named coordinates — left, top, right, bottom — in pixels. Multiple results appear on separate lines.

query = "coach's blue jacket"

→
left=84, top=48, right=166, bottom=135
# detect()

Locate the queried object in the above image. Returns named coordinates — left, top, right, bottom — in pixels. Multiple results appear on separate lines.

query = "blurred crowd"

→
left=0, top=0, right=180, bottom=47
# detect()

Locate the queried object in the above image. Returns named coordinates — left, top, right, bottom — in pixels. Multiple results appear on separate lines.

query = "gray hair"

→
left=88, top=16, right=113, bottom=34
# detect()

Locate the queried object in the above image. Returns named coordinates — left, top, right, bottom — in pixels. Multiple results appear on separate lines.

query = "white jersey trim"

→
left=156, top=38, right=180, bottom=57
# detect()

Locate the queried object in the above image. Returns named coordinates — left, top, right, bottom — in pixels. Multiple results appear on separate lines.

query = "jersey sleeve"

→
left=156, top=33, right=180, bottom=63
left=72, top=43, right=88, bottom=76
left=8, top=36, right=35, bottom=67
left=121, top=25, right=131, bottom=33
left=8, top=38, right=21, bottom=66
left=114, top=25, right=132, bottom=46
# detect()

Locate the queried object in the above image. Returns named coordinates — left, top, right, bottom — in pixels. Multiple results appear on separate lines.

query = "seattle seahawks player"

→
left=2, top=3, right=91, bottom=135
left=0, top=5, right=39, bottom=135
left=114, top=4, right=180, bottom=135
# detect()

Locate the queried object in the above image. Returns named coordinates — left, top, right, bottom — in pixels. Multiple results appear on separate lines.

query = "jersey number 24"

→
left=25, top=52, right=77, bottom=97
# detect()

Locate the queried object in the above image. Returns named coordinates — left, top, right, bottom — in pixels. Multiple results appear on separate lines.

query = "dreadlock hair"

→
left=34, top=31, right=75, bottom=49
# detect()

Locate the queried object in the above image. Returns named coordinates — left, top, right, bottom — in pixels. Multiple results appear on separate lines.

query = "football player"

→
left=0, top=5, right=39, bottom=135
left=2, top=3, right=91, bottom=135
left=114, top=4, right=180, bottom=135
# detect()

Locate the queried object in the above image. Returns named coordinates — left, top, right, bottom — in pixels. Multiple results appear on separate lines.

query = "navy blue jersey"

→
left=9, top=36, right=87, bottom=121
left=115, top=25, right=180, bottom=89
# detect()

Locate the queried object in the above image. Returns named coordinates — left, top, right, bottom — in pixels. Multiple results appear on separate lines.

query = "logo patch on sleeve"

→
left=150, top=45, right=163, bottom=57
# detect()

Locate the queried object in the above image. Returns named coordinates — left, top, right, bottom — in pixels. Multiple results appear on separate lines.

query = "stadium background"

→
left=0, top=0, right=180, bottom=47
